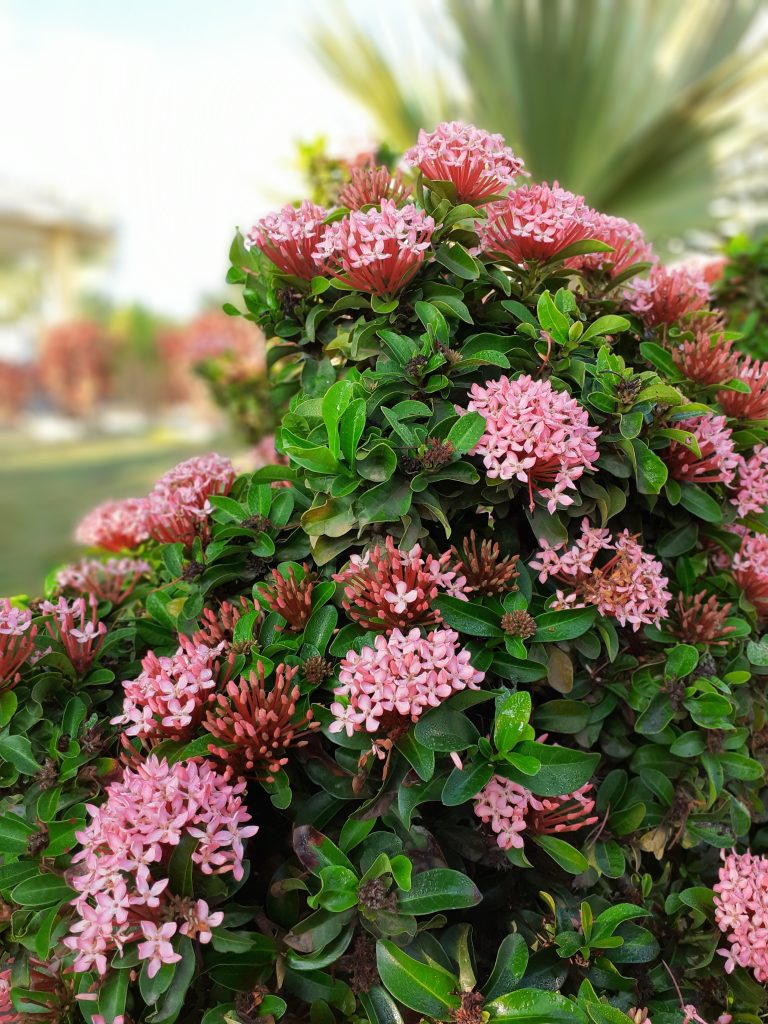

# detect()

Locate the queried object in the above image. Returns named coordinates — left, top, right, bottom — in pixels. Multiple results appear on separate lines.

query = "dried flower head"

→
left=302, top=655, right=333, bottom=685
left=403, top=121, right=525, bottom=202
left=474, top=773, right=597, bottom=850
left=204, top=662, right=318, bottom=780
left=501, top=610, right=536, bottom=639
left=338, top=164, right=412, bottom=210
left=451, top=531, right=519, bottom=596
left=478, top=183, right=592, bottom=265
left=671, top=592, right=735, bottom=648
left=672, top=316, right=741, bottom=387
left=313, top=200, right=435, bottom=296
left=466, top=375, right=601, bottom=513
left=0, top=599, right=36, bottom=691
left=75, top=497, right=150, bottom=552
left=663, top=413, right=739, bottom=486
left=626, top=264, right=709, bottom=327
left=56, top=557, right=150, bottom=604
left=259, top=564, right=316, bottom=632
left=718, top=355, right=768, bottom=421
left=330, top=627, right=483, bottom=736
left=419, top=437, right=455, bottom=471
left=332, top=537, right=467, bottom=632
left=246, top=200, right=329, bottom=280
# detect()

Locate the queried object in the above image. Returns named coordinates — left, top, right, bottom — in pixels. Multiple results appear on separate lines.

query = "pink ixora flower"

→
left=56, top=556, right=150, bottom=604
left=111, top=636, right=232, bottom=743
left=718, top=355, right=768, bottom=421
left=403, top=121, right=525, bottom=202
left=567, top=211, right=654, bottom=278
left=0, top=600, right=36, bottom=691
left=733, top=446, right=768, bottom=518
left=626, top=264, right=709, bottom=328
left=40, top=595, right=106, bottom=676
left=329, top=627, right=484, bottom=737
left=75, top=497, right=149, bottom=552
left=338, top=164, right=413, bottom=211
left=477, top=182, right=592, bottom=265
left=64, top=756, right=257, bottom=975
left=313, top=200, right=435, bottom=296
left=714, top=849, right=768, bottom=982
left=332, top=536, right=468, bottom=632
left=672, top=315, right=741, bottom=388
left=146, top=453, right=235, bottom=546
left=466, top=375, right=601, bottom=513
left=245, top=200, right=329, bottom=280
left=732, top=531, right=768, bottom=616
left=663, top=413, right=739, bottom=486
left=530, top=519, right=671, bottom=630
left=474, top=774, right=598, bottom=851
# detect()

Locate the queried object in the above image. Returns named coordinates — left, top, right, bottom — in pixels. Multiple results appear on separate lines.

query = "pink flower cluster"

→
left=75, top=497, right=149, bottom=552
left=56, top=557, right=150, bottom=604
left=41, top=596, right=106, bottom=676
left=474, top=774, right=597, bottom=851
left=718, top=355, right=768, bottom=422
left=403, top=121, right=526, bottom=202
left=313, top=200, right=435, bottom=296
left=733, top=446, right=768, bottom=518
left=664, top=414, right=739, bottom=486
left=530, top=519, right=671, bottom=630
left=329, top=627, right=484, bottom=737
left=466, top=375, right=601, bottom=512
left=64, top=756, right=256, bottom=976
left=714, top=850, right=768, bottom=982
left=568, top=211, right=654, bottom=278
left=112, top=637, right=230, bottom=742
left=627, top=264, right=709, bottom=327
left=246, top=200, right=329, bottom=280
left=332, top=536, right=468, bottom=632
left=732, top=532, right=768, bottom=615
left=146, top=453, right=235, bottom=546
left=0, top=599, right=36, bottom=691
left=478, top=183, right=592, bottom=265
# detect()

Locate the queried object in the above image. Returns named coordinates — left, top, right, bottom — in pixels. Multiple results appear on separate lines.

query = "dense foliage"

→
left=4, top=122, right=768, bottom=1024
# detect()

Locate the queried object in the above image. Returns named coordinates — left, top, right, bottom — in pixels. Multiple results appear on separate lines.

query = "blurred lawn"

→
left=1, top=434, right=238, bottom=597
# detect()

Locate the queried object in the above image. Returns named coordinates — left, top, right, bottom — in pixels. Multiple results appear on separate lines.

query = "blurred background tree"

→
left=311, top=0, right=768, bottom=243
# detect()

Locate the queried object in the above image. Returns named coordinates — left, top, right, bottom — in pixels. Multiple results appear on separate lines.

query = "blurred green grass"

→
left=1, top=434, right=238, bottom=597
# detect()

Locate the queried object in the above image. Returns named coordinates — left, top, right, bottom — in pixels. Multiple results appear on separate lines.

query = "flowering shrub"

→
left=3, top=121, right=768, bottom=1024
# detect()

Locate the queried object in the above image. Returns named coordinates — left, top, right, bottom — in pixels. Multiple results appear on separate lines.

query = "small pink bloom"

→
left=138, top=921, right=182, bottom=978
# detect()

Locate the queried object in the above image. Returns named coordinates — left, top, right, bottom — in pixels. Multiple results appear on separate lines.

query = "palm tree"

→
left=309, top=0, right=768, bottom=242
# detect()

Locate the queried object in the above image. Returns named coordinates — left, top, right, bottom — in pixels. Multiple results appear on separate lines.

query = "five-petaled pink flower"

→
left=403, top=121, right=525, bottom=202
left=466, top=375, right=601, bottom=512
left=138, top=921, right=182, bottom=978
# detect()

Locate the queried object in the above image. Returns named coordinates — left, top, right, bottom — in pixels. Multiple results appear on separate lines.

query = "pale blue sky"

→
left=1, top=0, right=432, bottom=315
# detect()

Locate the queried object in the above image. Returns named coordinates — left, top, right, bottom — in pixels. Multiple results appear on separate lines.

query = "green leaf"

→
left=414, top=706, right=479, bottom=752
left=397, top=869, right=481, bottom=914
left=376, top=940, right=460, bottom=1018
left=0, top=735, right=40, bottom=775
left=442, top=759, right=494, bottom=806
left=148, top=937, right=197, bottom=1023
left=486, top=988, right=588, bottom=1024
left=435, top=242, right=481, bottom=280
left=322, top=380, right=353, bottom=460
left=483, top=933, right=529, bottom=999
left=395, top=731, right=435, bottom=782
left=494, top=690, right=532, bottom=753
left=534, top=608, right=596, bottom=643
left=340, top=398, right=367, bottom=464
left=581, top=315, right=630, bottom=342
left=678, top=482, right=722, bottom=523
left=98, top=967, right=129, bottom=1023
left=532, top=835, right=588, bottom=874
left=630, top=439, right=668, bottom=494
left=446, top=412, right=486, bottom=454
left=434, top=595, right=504, bottom=637
left=356, top=480, right=412, bottom=526
left=293, top=826, right=355, bottom=874
left=501, top=742, right=600, bottom=797
left=11, top=873, right=75, bottom=907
